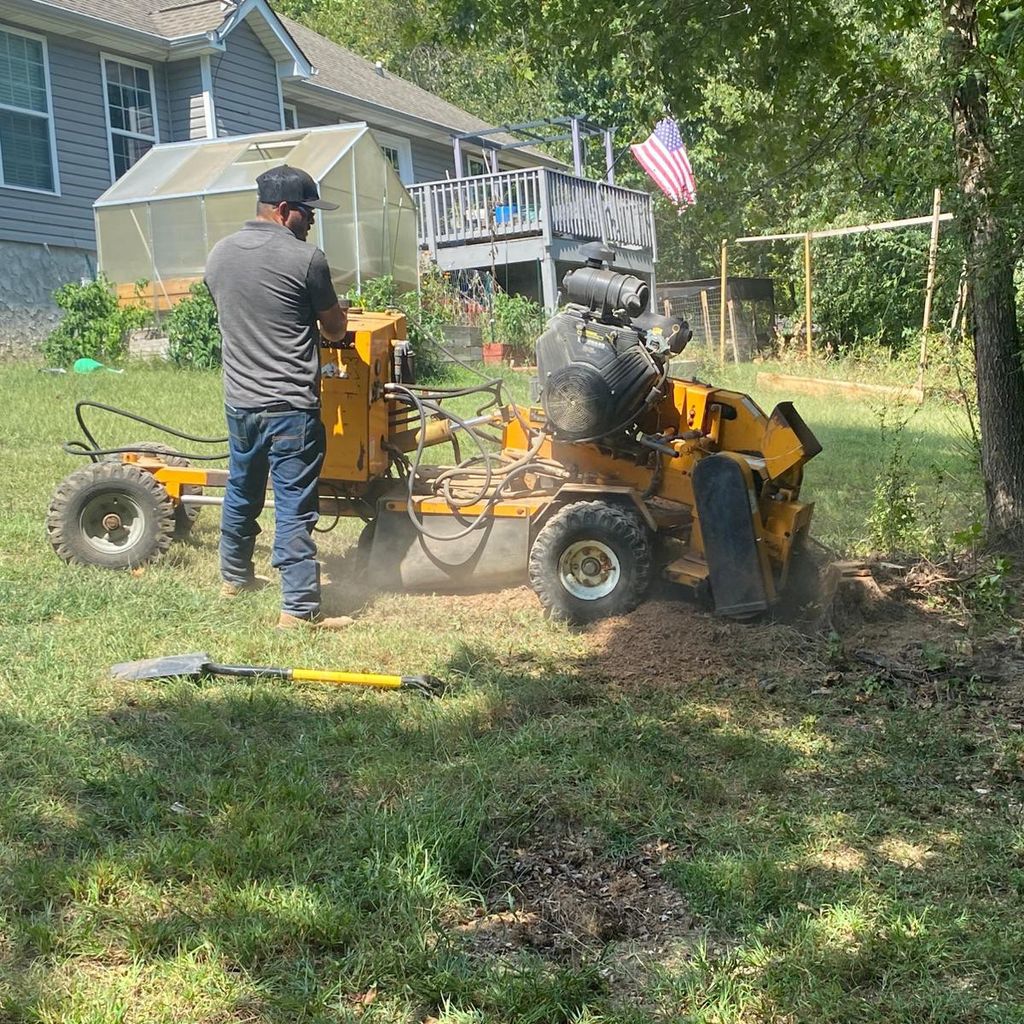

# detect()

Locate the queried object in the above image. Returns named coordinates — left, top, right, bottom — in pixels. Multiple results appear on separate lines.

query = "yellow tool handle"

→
left=290, top=668, right=403, bottom=689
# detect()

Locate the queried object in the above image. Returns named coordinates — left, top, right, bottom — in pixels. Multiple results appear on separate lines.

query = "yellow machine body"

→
left=319, top=310, right=402, bottom=484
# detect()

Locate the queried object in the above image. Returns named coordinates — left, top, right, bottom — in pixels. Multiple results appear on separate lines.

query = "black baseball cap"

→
left=256, top=164, right=338, bottom=210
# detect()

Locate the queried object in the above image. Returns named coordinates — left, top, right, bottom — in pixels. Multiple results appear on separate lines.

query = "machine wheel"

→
left=47, top=461, right=176, bottom=569
left=529, top=500, right=652, bottom=624
left=108, top=442, right=201, bottom=540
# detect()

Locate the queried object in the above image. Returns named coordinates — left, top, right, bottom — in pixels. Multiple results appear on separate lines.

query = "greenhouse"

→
left=93, top=124, right=418, bottom=308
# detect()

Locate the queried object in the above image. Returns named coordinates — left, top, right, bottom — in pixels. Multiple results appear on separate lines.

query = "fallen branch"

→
left=852, top=649, right=925, bottom=682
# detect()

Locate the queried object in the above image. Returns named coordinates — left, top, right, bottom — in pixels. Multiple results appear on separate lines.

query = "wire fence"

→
left=660, top=279, right=777, bottom=362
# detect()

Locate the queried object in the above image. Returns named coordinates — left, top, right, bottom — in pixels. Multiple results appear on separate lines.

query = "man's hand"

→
left=318, top=303, right=348, bottom=343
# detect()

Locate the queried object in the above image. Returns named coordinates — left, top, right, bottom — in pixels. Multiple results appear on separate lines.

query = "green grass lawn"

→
left=1, top=361, right=1019, bottom=1023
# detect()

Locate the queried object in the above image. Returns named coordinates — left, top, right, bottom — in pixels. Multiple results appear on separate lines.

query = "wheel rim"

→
left=557, top=539, right=620, bottom=600
left=79, top=490, right=147, bottom=555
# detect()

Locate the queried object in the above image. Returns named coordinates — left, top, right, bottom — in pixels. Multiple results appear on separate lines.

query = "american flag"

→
left=631, top=118, right=697, bottom=206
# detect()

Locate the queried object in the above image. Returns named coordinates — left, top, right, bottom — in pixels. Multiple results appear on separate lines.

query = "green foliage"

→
left=349, top=272, right=449, bottom=382
left=867, top=410, right=925, bottom=556
left=345, top=274, right=398, bottom=311
left=964, top=555, right=1015, bottom=629
left=489, top=291, right=545, bottom=361
left=42, top=275, right=150, bottom=367
left=166, top=283, right=222, bottom=369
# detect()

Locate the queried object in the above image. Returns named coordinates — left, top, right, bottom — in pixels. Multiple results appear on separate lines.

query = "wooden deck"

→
left=408, top=168, right=655, bottom=257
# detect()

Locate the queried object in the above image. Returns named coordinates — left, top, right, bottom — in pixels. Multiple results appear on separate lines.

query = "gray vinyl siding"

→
left=0, top=19, right=176, bottom=250
left=210, top=18, right=281, bottom=136
left=289, top=97, right=459, bottom=184
left=291, top=98, right=336, bottom=130
left=166, top=58, right=206, bottom=141
left=411, top=137, right=457, bottom=182
left=0, top=23, right=106, bottom=249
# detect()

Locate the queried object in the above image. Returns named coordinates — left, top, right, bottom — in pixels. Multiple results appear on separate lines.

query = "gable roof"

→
left=18, top=0, right=558, bottom=164
left=23, top=0, right=221, bottom=39
left=148, top=2, right=225, bottom=38
left=278, top=15, right=520, bottom=144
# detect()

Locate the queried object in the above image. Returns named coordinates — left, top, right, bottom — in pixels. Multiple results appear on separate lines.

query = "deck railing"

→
left=408, top=168, right=653, bottom=253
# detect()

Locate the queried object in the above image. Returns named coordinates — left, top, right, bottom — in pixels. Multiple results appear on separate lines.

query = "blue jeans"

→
left=221, top=405, right=325, bottom=618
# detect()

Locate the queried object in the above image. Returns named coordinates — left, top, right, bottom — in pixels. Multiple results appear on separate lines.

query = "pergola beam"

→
left=734, top=212, right=954, bottom=245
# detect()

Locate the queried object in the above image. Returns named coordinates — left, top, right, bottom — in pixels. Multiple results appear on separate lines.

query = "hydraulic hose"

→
left=63, top=401, right=229, bottom=462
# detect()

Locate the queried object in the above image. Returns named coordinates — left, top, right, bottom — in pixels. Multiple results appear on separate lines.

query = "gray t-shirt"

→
left=205, top=219, right=338, bottom=409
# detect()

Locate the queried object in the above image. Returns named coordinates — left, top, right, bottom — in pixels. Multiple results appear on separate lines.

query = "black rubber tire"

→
left=528, top=500, right=652, bottom=624
left=47, top=461, right=176, bottom=569
left=106, top=442, right=201, bottom=540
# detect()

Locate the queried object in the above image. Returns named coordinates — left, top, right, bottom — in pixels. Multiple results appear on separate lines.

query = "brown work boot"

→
left=220, top=575, right=271, bottom=598
left=276, top=611, right=355, bottom=631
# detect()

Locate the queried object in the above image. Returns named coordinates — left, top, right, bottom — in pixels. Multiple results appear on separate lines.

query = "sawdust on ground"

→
left=453, top=830, right=702, bottom=991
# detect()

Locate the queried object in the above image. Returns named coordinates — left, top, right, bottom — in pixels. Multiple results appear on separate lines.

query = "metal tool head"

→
left=401, top=674, right=447, bottom=698
left=110, top=652, right=212, bottom=682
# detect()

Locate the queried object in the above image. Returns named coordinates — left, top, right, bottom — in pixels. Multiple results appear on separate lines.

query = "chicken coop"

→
left=660, top=277, right=776, bottom=361
left=93, top=124, right=418, bottom=311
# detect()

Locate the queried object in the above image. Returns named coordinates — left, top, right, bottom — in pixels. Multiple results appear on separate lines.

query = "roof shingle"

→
left=38, top=1, right=553, bottom=158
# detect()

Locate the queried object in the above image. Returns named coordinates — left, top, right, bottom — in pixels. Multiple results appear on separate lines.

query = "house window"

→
left=371, top=130, right=413, bottom=185
left=102, top=55, right=158, bottom=179
left=466, top=154, right=488, bottom=177
left=0, top=26, right=58, bottom=193
left=282, top=103, right=298, bottom=130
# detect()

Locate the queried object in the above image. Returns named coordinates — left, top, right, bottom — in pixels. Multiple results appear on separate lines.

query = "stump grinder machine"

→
left=47, top=247, right=821, bottom=623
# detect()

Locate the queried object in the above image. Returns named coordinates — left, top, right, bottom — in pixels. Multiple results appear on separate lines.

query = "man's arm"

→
left=318, top=302, right=348, bottom=342
left=306, top=249, right=347, bottom=342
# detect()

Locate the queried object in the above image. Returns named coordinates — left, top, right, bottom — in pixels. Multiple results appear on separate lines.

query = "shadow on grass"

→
left=2, top=607, right=1022, bottom=1021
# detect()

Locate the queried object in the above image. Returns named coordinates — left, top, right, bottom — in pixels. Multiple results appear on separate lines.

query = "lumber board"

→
left=756, top=372, right=924, bottom=404
left=116, top=277, right=201, bottom=311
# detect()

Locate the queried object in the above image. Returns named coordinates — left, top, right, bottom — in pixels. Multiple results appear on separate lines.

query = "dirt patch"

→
left=455, top=831, right=699, bottom=969
left=578, top=563, right=1024, bottom=713
left=581, top=591, right=821, bottom=692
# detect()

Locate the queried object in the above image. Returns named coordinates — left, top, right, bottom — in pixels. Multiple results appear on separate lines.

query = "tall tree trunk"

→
left=945, top=0, right=1024, bottom=542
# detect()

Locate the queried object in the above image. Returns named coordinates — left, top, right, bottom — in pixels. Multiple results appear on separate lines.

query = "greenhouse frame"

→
left=93, top=124, right=418, bottom=308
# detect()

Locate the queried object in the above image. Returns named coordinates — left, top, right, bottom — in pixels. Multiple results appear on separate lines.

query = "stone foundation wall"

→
left=0, top=241, right=97, bottom=356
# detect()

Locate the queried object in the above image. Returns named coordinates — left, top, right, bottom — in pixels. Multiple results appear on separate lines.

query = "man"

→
left=205, top=164, right=351, bottom=629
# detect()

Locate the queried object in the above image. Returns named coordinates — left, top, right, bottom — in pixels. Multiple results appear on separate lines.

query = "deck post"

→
left=604, top=129, right=615, bottom=184
left=571, top=117, right=583, bottom=176
left=538, top=170, right=553, bottom=249
left=424, top=187, right=437, bottom=257
left=540, top=254, right=559, bottom=312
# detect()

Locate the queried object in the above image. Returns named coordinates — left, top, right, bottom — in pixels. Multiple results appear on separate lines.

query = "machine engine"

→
left=536, top=248, right=692, bottom=441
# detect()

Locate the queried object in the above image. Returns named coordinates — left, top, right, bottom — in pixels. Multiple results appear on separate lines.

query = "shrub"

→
left=42, top=275, right=150, bottom=366
left=490, top=290, right=545, bottom=362
left=166, top=282, right=222, bottom=369
left=349, top=274, right=449, bottom=382
left=866, top=410, right=924, bottom=556
left=345, top=274, right=397, bottom=310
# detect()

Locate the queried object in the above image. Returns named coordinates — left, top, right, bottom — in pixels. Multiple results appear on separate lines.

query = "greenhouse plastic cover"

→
left=94, top=124, right=418, bottom=296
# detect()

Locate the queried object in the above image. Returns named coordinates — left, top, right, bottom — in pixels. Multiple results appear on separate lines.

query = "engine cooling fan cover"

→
left=542, top=364, right=614, bottom=439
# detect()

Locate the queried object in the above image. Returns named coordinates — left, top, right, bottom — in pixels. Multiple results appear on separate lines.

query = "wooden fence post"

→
left=699, top=289, right=713, bottom=350
left=803, top=232, right=813, bottom=357
left=719, top=239, right=728, bottom=361
left=918, top=187, right=942, bottom=392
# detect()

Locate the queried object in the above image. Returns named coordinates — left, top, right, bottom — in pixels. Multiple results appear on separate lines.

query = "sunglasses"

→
left=289, top=202, right=315, bottom=219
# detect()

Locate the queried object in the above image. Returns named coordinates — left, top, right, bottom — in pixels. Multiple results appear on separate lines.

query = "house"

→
left=0, top=0, right=655, bottom=350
